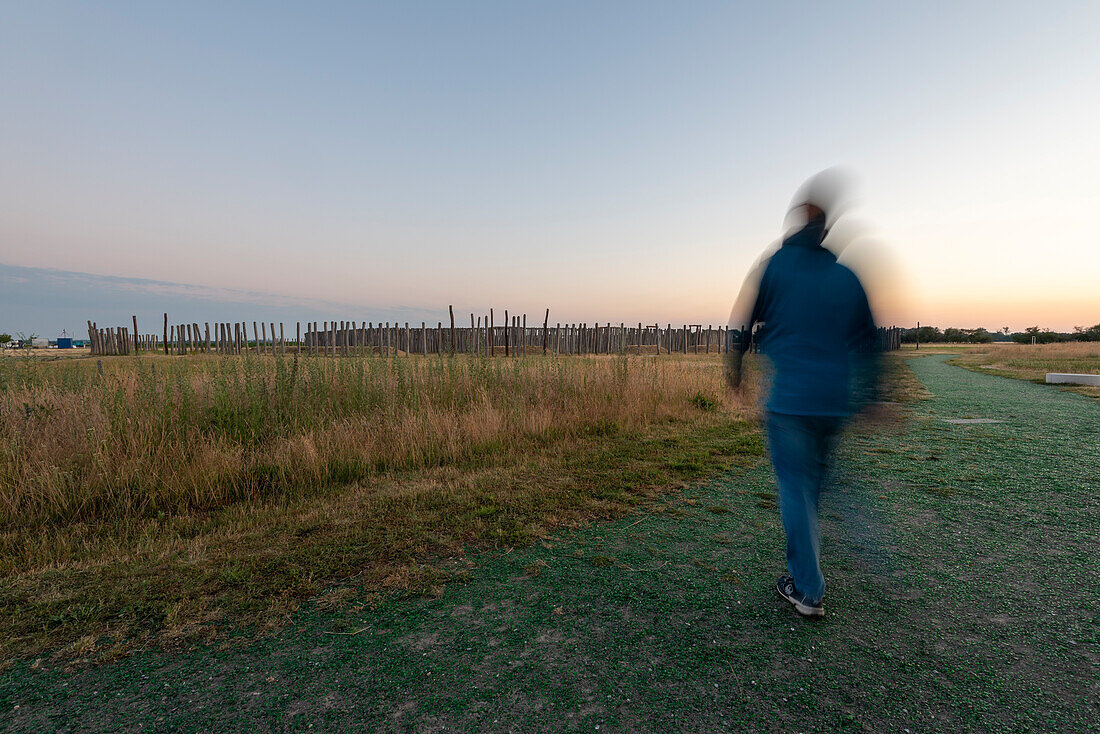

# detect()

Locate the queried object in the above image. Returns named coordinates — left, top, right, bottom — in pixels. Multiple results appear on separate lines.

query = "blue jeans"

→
left=765, top=411, right=844, bottom=604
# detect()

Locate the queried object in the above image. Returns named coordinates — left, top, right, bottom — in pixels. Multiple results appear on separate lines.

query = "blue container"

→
left=57, top=337, right=73, bottom=349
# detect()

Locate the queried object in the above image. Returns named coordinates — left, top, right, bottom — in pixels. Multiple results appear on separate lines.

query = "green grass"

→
left=1, top=354, right=1095, bottom=732
left=948, top=342, right=1100, bottom=401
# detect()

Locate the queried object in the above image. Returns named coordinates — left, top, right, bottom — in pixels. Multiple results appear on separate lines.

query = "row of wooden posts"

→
left=87, top=310, right=903, bottom=357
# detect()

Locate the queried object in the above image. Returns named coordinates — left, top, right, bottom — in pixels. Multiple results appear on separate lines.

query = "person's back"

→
left=726, top=170, right=880, bottom=619
left=751, top=215, right=877, bottom=417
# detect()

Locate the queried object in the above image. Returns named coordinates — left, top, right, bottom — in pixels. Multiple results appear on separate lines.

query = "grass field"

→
left=948, top=341, right=1100, bottom=400
left=2, top=353, right=1095, bottom=732
left=0, top=352, right=764, bottom=661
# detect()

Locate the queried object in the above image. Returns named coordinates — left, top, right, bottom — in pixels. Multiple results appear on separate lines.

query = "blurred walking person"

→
left=726, top=169, right=880, bottom=618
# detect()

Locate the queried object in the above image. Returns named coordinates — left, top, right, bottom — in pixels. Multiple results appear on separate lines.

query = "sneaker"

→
left=777, top=575, right=824, bottom=618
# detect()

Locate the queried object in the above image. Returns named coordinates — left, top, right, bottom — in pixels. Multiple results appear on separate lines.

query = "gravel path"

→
left=3, top=355, right=1097, bottom=732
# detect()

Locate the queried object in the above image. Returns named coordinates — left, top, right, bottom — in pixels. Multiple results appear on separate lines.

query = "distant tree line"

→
left=1011, top=324, right=1100, bottom=344
left=902, top=326, right=995, bottom=344
left=901, top=323, right=1100, bottom=344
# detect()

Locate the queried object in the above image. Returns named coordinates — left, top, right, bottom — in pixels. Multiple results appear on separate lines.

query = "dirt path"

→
left=3, top=355, right=1098, bottom=732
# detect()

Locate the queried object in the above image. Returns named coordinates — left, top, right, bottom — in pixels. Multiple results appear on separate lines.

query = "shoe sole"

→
left=777, top=587, right=825, bottom=618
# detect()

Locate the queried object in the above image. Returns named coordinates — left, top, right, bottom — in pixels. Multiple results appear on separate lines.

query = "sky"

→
left=2, top=1, right=1098, bottom=337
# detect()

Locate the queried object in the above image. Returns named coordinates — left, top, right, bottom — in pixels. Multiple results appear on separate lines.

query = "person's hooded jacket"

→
left=727, top=214, right=879, bottom=416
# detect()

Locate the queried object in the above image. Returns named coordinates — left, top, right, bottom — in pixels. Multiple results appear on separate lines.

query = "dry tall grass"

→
left=0, top=353, right=760, bottom=659
left=0, top=354, right=743, bottom=527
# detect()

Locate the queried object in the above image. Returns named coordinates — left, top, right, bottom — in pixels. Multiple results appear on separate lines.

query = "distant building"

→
left=57, top=337, right=73, bottom=349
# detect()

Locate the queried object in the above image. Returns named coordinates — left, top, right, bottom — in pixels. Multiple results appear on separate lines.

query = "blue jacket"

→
left=730, top=216, right=878, bottom=416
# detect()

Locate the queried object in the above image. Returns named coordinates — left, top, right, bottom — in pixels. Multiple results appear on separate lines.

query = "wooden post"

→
left=163, top=314, right=169, bottom=355
left=542, top=308, right=549, bottom=353
left=504, top=311, right=510, bottom=357
left=279, top=323, right=285, bottom=356
left=447, top=305, right=455, bottom=355
left=490, top=309, right=495, bottom=356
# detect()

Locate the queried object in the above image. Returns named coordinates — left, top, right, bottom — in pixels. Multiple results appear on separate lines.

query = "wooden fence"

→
left=86, top=311, right=903, bottom=357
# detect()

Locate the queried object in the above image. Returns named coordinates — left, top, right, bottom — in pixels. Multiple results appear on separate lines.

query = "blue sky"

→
left=3, top=2, right=1098, bottom=336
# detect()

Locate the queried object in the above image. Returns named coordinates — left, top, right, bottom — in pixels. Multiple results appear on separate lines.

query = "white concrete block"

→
left=1046, top=373, right=1100, bottom=386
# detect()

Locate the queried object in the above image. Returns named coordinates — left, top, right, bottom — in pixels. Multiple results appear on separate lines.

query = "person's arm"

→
left=725, top=264, right=769, bottom=390
left=849, top=280, right=881, bottom=410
